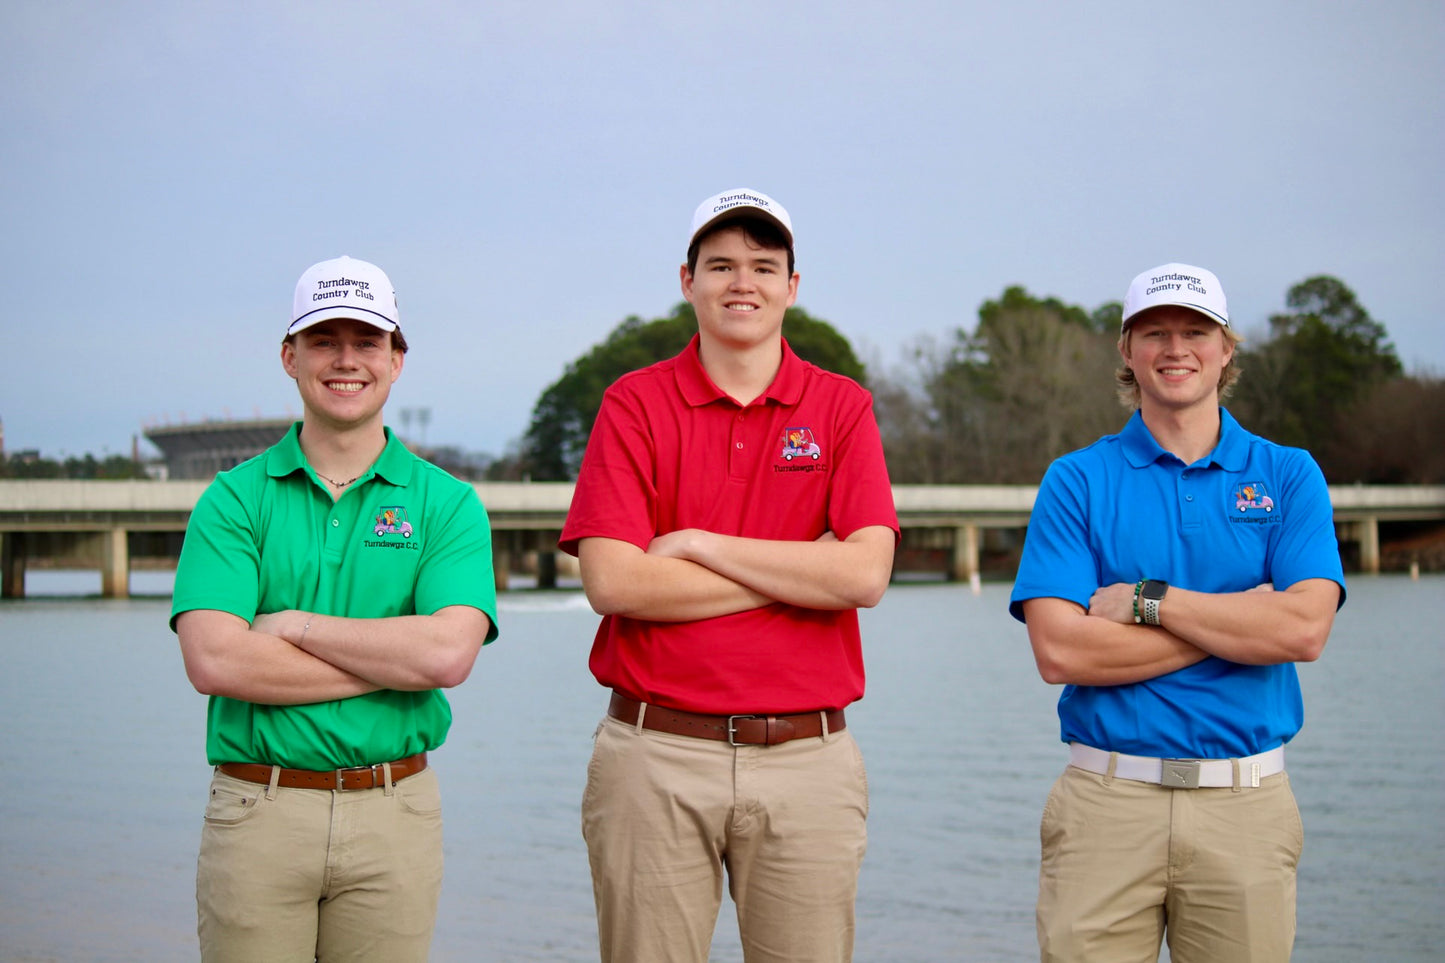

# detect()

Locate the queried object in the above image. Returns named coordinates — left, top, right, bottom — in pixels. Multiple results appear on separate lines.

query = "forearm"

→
left=257, top=606, right=488, bottom=690
left=579, top=537, right=775, bottom=621
left=177, top=610, right=379, bottom=705
left=1023, top=597, right=1210, bottom=686
left=651, top=526, right=895, bottom=611
left=1157, top=580, right=1338, bottom=665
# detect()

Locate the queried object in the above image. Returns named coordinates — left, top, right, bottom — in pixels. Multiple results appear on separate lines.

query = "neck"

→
left=1139, top=401, right=1222, bottom=465
left=697, top=335, right=783, bottom=407
left=298, top=421, right=387, bottom=489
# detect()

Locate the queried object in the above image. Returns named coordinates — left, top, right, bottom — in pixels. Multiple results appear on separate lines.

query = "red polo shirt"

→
left=560, top=335, right=899, bottom=714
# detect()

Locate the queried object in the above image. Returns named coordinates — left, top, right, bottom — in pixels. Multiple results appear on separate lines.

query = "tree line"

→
left=500, top=275, right=1442, bottom=486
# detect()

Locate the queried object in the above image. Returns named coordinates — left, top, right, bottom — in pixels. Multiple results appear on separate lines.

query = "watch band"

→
left=1142, top=595, right=1163, bottom=626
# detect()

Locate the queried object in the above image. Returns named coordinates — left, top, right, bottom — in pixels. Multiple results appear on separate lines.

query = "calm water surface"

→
left=0, top=574, right=1440, bottom=962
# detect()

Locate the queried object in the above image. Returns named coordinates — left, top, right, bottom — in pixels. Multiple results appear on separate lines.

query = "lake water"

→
left=0, top=574, right=1440, bottom=962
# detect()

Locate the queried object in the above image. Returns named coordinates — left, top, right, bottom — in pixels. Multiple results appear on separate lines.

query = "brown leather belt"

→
left=608, top=692, right=844, bottom=746
left=217, top=752, right=428, bottom=791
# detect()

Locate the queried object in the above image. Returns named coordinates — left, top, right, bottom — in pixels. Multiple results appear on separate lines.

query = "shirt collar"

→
left=266, top=422, right=413, bottom=486
left=673, top=334, right=806, bottom=408
left=1120, top=406, right=1248, bottom=471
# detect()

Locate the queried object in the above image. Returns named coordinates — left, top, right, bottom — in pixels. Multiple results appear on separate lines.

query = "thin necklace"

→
left=315, top=470, right=361, bottom=489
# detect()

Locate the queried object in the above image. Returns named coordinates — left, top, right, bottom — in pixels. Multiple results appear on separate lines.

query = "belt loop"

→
left=634, top=702, right=647, bottom=735
left=265, top=765, right=281, bottom=801
left=1231, top=757, right=1242, bottom=793
left=1103, top=752, right=1118, bottom=786
left=382, top=761, right=395, bottom=796
left=819, top=710, right=831, bottom=742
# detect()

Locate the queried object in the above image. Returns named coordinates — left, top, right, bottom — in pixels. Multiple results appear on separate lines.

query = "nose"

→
left=333, top=342, right=362, bottom=367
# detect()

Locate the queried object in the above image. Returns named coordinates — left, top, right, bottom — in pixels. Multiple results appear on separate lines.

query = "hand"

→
left=250, top=610, right=307, bottom=645
left=646, top=529, right=705, bottom=560
left=1087, top=582, right=1143, bottom=625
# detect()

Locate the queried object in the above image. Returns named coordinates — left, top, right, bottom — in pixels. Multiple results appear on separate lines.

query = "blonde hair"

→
left=1114, top=322, right=1243, bottom=409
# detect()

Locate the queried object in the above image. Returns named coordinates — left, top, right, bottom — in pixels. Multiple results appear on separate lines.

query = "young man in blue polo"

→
left=171, top=256, right=498, bottom=962
left=1010, top=263, right=1346, bottom=962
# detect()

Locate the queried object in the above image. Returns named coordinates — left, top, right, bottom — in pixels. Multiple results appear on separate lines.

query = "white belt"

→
left=1068, top=743, right=1285, bottom=789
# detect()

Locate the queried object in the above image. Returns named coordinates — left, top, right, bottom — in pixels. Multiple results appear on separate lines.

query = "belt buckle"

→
left=727, top=715, right=760, bottom=747
left=335, top=764, right=376, bottom=791
left=1161, top=758, right=1202, bottom=789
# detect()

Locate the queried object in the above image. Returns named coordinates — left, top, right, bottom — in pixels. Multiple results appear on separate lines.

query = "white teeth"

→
left=726, top=303, right=757, bottom=311
left=328, top=382, right=364, bottom=392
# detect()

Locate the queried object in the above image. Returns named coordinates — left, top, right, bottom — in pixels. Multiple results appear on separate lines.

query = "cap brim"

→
left=287, top=306, right=400, bottom=337
left=1123, top=302, right=1229, bottom=329
left=690, top=208, right=794, bottom=250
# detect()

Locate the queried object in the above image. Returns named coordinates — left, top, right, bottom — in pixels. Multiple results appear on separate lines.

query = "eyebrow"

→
left=702, top=253, right=785, bottom=268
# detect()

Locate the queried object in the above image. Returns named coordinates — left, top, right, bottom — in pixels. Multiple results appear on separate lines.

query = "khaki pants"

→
left=196, top=766, right=444, bottom=962
left=582, top=713, right=869, bottom=963
left=1038, top=764, right=1304, bottom=963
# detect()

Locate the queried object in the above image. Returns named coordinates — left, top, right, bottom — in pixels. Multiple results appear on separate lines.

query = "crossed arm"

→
left=1022, top=578, right=1340, bottom=687
left=176, top=605, right=491, bottom=705
left=578, top=525, right=896, bottom=621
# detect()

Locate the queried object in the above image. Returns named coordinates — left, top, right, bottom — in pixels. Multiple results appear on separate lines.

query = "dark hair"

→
left=686, top=216, right=795, bottom=277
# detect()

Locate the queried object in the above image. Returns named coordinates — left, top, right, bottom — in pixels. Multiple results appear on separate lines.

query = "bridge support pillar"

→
left=493, top=546, right=511, bottom=592
left=100, top=528, right=130, bottom=598
left=949, top=524, right=979, bottom=582
left=536, top=551, right=558, bottom=589
left=1357, top=516, right=1380, bottom=575
left=2, top=532, right=26, bottom=599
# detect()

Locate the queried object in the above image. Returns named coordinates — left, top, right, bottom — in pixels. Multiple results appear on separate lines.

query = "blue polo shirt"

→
left=1009, top=408, right=1345, bottom=758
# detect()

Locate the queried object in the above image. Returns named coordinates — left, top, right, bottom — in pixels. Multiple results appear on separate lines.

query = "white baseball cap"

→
left=288, top=255, right=399, bottom=337
left=688, top=188, right=794, bottom=251
left=1122, top=263, right=1229, bottom=329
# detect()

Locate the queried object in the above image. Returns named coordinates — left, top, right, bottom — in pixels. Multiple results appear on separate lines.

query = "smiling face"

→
left=680, top=225, right=799, bottom=356
left=1119, top=306, right=1235, bottom=415
left=281, top=318, right=403, bottom=435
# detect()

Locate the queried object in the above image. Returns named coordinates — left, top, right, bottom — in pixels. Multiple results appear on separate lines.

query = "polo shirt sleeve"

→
left=1268, top=450, right=1346, bottom=606
left=559, top=382, right=656, bottom=557
left=1008, top=457, right=1097, bottom=623
left=413, top=480, right=500, bottom=642
left=825, top=387, right=899, bottom=540
left=169, top=474, right=262, bottom=631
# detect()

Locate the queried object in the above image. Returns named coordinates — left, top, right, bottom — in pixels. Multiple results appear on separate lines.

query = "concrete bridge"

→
left=1, top=480, right=1442, bottom=598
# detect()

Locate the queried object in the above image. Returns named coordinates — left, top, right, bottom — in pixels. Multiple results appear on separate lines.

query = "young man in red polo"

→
left=560, top=189, right=899, bottom=962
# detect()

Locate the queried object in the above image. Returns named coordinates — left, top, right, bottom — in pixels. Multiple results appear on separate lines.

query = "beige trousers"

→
left=582, top=713, right=869, bottom=963
left=196, top=766, right=444, bottom=962
left=1038, top=764, right=1304, bottom=963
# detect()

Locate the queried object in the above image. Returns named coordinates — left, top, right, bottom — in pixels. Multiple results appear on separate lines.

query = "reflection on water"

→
left=1, top=576, right=1440, bottom=962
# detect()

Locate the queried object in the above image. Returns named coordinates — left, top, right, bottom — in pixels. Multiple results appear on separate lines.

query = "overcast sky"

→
left=3, top=1, right=1441, bottom=460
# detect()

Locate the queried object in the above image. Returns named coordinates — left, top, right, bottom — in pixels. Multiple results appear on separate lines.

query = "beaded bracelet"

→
left=1132, top=580, right=1145, bottom=624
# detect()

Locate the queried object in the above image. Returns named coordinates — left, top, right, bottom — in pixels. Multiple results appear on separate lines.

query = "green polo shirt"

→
left=171, top=423, right=499, bottom=769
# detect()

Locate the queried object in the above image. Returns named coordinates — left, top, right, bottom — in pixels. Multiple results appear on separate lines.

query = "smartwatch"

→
left=1140, top=579, right=1169, bottom=626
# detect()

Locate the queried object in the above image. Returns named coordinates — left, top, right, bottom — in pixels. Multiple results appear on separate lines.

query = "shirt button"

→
left=736, top=442, right=744, bottom=449
left=331, top=519, right=340, bottom=527
left=1185, top=495, right=1194, bottom=502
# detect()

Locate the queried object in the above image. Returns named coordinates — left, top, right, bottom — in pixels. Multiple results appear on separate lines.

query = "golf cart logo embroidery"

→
left=366, top=506, right=421, bottom=549
left=774, top=427, right=827, bottom=474
left=1230, top=483, right=1280, bottom=525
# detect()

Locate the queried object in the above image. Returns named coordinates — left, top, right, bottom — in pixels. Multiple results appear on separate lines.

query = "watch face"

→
left=1142, top=579, right=1169, bottom=601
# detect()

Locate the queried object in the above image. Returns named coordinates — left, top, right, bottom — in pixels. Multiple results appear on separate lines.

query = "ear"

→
left=786, top=271, right=800, bottom=308
left=281, top=340, right=298, bottom=379
left=390, top=346, right=405, bottom=383
left=679, top=262, right=694, bottom=303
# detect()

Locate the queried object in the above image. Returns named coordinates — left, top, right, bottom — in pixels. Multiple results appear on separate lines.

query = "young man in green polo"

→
left=171, top=255, right=498, bottom=962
